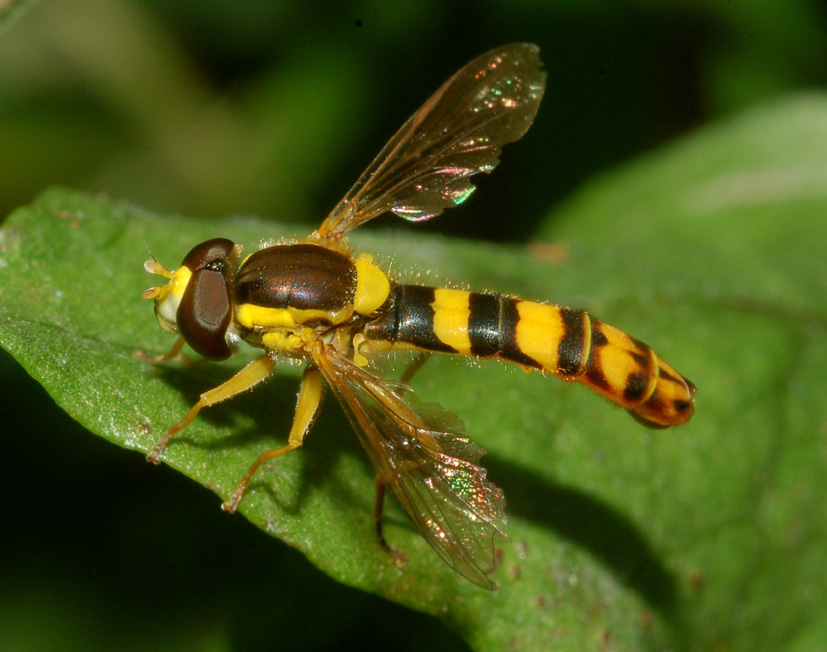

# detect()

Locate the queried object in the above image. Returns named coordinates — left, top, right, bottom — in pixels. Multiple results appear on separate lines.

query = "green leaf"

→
left=537, top=93, right=827, bottom=649
left=2, top=93, right=826, bottom=651
left=0, top=0, right=39, bottom=32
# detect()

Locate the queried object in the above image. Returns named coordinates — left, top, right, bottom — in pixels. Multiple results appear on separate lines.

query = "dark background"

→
left=2, top=1, right=826, bottom=650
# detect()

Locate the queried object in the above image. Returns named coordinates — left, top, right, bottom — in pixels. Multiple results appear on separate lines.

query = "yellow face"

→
left=141, top=260, right=192, bottom=334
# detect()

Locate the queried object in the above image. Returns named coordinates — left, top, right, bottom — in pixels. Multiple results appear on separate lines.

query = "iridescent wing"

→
left=312, top=346, right=506, bottom=588
left=314, top=43, right=546, bottom=240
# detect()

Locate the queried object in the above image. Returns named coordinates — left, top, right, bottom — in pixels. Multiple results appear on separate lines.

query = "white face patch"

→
left=155, top=290, right=181, bottom=333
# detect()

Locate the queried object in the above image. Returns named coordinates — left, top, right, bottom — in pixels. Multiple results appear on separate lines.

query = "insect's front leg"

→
left=132, top=337, right=206, bottom=367
left=146, top=353, right=277, bottom=464
left=134, top=336, right=198, bottom=366
left=221, top=364, right=323, bottom=513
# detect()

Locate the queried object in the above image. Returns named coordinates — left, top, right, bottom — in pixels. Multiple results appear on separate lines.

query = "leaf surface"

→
left=1, top=94, right=825, bottom=651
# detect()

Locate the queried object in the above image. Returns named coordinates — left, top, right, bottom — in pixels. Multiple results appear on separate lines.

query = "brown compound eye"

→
left=177, top=238, right=236, bottom=360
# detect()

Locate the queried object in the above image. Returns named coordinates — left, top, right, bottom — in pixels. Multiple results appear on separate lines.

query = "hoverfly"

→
left=142, top=44, right=695, bottom=588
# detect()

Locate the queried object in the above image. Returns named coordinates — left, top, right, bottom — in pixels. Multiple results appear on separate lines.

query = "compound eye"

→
left=177, top=238, right=235, bottom=360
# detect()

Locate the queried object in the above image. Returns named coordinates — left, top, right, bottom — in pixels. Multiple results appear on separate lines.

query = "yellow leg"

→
left=135, top=336, right=190, bottom=365
left=146, top=354, right=277, bottom=464
left=221, top=365, right=323, bottom=513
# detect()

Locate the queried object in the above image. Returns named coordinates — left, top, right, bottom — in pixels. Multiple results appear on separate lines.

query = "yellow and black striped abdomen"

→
left=363, top=285, right=695, bottom=428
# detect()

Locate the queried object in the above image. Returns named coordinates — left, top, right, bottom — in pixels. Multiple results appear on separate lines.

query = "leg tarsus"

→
left=146, top=406, right=197, bottom=463
left=221, top=365, right=323, bottom=512
left=373, top=473, right=406, bottom=567
left=134, top=336, right=197, bottom=365
left=220, top=441, right=301, bottom=513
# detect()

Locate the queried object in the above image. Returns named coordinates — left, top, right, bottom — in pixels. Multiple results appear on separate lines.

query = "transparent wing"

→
left=315, top=43, right=546, bottom=240
left=313, top=346, right=506, bottom=588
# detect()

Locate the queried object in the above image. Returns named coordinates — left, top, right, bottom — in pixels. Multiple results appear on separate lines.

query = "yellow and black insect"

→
left=142, top=44, right=695, bottom=588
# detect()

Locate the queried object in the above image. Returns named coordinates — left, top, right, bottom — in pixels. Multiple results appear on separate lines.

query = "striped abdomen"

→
left=363, top=285, right=695, bottom=428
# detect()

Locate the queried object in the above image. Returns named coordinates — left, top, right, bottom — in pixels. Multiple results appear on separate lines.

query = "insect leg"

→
left=373, top=473, right=407, bottom=566
left=398, top=352, right=431, bottom=384
left=134, top=336, right=192, bottom=365
left=146, top=353, right=277, bottom=464
left=221, top=364, right=323, bottom=513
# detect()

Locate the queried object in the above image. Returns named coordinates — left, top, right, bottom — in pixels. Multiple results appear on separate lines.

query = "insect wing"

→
left=315, top=43, right=546, bottom=239
left=314, top=348, right=506, bottom=588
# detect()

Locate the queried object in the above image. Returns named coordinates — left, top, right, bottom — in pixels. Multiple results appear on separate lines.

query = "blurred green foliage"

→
left=2, top=0, right=826, bottom=240
left=1, top=2, right=826, bottom=652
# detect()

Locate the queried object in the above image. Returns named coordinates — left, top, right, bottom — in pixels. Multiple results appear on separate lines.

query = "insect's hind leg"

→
left=370, top=352, right=427, bottom=566
left=373, top=473, right=407, bottom=567
left=222, top=365, right=323, bottom=513
left=399, top=352, right=432, bottom=384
